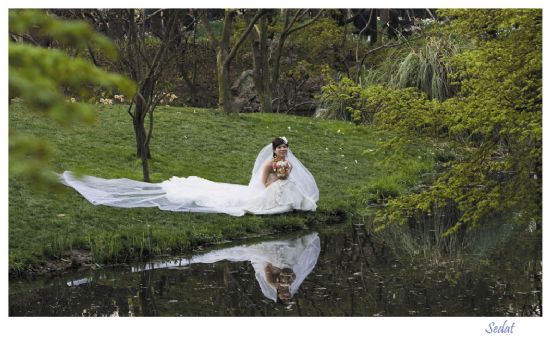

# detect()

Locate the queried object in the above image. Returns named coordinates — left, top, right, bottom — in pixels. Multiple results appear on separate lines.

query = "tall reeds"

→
left=363, top=35, right=467, bottom=101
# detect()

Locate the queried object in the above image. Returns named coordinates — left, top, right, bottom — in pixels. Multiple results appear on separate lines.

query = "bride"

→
left=59, top=137, right=318, bottom=216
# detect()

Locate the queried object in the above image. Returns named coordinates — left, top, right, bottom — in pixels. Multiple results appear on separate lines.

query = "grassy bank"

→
left=9, top=102, right=434, bottom=275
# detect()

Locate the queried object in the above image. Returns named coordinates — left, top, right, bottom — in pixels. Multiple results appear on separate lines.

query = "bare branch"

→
left=127, top=95, right=136, bottom=119
left=138, top=12, right=178, bottom=90
left=225, top=9, right=266, bottom=66
left=145, top=107, right=154, bottom=147
left=10, top=33, right=41, bottom=45
left=355, top=9, right=375, bottom=62
left=287, top=9, right=323, bottom=36
left=283, top=9, right=303, bottom=36
left=142, top=8, right=165, bottom=22
left=87, top=44, right=99, bottom=66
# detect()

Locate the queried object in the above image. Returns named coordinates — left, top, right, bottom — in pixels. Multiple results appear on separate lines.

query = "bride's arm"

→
left=262, top=161, right=272, bottom=187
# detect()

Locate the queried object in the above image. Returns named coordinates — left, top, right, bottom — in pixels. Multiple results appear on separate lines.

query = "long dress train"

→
left=59, top=144, right=319, bottom=216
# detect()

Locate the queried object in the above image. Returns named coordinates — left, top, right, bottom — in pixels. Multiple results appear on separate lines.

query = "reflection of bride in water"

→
left=131, top=233, right=321, bottom=304
left=59, top=137, right=318, bottom=216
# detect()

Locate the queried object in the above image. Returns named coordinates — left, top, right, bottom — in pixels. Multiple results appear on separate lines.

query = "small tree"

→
left=118, top=9, right=192, bottom=181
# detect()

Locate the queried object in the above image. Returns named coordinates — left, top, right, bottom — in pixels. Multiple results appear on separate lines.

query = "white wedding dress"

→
left=59, top=144, right=318, bottom=216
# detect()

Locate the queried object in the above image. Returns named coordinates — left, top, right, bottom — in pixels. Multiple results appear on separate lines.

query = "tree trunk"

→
left=133, top=118, right=151, bottom=157
left=217, top=50, right=234, bottom=113
left=270, top=38, right=284, bottom=110
left=133, top=76, right=154, bottom=159
left=259, top=17, right=272, bottom=112
left=251, top=16, right=272, bottom=113
left=140, top=135, right=150, bottom=182
left=270, top=10, right=289, bottom=107
left=126, top=9, right=181, bottom=182
left=203, top=9, right=265, bottom=113
left=368, top=9, right=378, bottom=44
left=216, top=10, right=235, bottom=113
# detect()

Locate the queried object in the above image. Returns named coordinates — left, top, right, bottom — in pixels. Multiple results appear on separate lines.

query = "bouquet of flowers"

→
left=272, top=160, right=290, bottom=179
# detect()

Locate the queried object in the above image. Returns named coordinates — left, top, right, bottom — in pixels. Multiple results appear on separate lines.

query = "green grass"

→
left=350, top=154, right=436, bottom=209
left=9, top=102, right=433, bottom=274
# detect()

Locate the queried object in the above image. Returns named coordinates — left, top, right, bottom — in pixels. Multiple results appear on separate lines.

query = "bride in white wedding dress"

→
left=60, top=137, right=318, bottom=216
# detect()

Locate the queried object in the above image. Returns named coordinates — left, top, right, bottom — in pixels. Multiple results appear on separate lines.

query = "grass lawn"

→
left=9, top=102, right=434, bottom=275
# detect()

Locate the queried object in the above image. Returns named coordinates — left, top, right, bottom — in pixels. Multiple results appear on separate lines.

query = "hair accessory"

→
left=280, top=136, right=288, bottom=144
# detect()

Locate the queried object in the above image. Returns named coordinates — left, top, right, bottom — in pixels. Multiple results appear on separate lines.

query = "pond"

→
left=9, top=224, right=542, bottom=316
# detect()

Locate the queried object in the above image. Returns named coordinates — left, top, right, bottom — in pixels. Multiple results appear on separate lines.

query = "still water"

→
left=9, top=224, right=541, bottom=316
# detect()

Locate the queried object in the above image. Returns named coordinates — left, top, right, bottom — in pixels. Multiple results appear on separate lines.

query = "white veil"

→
left=59, top=140, right=318, bottom=216
left=248, top=143, right=319, bottom=202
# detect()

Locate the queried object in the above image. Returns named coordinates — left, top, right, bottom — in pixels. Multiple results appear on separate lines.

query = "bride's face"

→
left=274, top=144, right=288, bottom=158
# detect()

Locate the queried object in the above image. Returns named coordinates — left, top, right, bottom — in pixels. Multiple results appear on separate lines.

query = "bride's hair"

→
left=272, top=137, right=289, bottom=157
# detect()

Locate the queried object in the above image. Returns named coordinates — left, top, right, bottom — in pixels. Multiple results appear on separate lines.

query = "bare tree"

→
left=121, top=9, right=190, bottom=181
left=48, top=9, right=194, bottom=182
